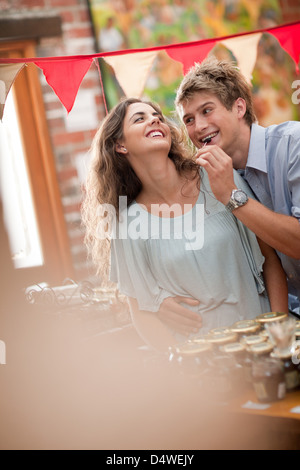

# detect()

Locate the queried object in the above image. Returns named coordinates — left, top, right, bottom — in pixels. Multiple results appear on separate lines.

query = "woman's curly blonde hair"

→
left=81, top=97, right=199, bottom=283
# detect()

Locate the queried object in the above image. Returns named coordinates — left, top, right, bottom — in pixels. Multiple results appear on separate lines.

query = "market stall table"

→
left=227, top=388, right=300, bottom=449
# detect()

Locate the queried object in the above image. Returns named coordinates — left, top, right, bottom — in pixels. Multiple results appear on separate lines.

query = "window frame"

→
left=0, top=40, right=74, bottom=287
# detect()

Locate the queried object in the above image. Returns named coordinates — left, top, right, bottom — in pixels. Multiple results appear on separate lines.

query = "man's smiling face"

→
left=181, top=91, right=243, bottom=155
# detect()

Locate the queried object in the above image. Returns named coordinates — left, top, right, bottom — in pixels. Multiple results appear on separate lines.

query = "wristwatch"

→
left=226, top=189, right=249, bottom=212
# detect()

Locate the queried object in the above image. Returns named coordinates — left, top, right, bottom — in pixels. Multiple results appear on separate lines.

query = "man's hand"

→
left=157, top=296, right=202, bottom=336
left=195, top=145, right=236, bottom=205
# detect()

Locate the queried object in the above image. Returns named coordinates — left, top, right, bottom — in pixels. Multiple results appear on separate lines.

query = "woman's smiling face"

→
left=118, top=102, right=172, bottom=158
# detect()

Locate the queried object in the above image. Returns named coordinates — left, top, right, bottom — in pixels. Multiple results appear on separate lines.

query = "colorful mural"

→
left=87, top=0, right=299, bottom=124
left=82, top=0, right=299, bottom=125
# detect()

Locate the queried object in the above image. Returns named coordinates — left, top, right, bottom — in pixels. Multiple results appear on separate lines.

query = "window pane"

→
left=0, top=90, right=44, bottom=269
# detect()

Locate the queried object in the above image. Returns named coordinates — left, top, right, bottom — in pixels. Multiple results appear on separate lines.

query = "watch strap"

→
left=225, top=189, right=248, bottom=212
left=226, top=199, right=239, bottom=212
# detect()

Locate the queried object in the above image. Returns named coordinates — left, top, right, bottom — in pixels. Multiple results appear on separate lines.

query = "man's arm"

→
left=196, top=145, right=300, bottom=258
left=257, top=238, right=289, bottom=313
left=230, top=199, right=300, bottom=259
left=128, top=296, right=202, bottom=352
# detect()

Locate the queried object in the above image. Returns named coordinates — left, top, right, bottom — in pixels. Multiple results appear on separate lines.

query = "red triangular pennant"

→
left=166, top=41, right=216, bottom=74
left=34, top=58, right=93, bottom=112
left=269, top=23, right=300, bottom=73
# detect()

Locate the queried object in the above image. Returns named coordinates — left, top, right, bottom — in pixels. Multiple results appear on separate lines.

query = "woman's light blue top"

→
left=110, top=169, right=270, bottom=334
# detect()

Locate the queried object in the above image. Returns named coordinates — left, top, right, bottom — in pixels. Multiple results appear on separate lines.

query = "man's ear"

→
left=116, top=142, right=128, bottom=154
left=235, top=97, right=247, bottom=119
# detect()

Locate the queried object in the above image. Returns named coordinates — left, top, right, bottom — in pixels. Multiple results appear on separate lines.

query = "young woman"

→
left=82, top=98, right=288, bottom=351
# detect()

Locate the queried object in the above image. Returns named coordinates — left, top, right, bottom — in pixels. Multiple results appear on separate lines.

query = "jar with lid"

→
left=221, top=341, right=247, bottom=360
left=240, top=334, right=267, bottom=347
left=247, top=341, right=274, bottom=361
left=258, top=328, right=270, bottom=341
left=204, top=331, right=238, bottom=353
left=239, top=336, right=268, bottom=383
left=209, top=327, right=232, bottom=335
left=255, top=312, right=288, bottom=329
left=271, top=351, right=300, bottom=392
left=252, top=357, right=286, bottom=403
left=168, top=340, right=212, bottom=381
left=230, top=320, right=261, bottom=339
left=221, top=342, right=251, bottom=391
left=201, top=353, right=239, bottom=402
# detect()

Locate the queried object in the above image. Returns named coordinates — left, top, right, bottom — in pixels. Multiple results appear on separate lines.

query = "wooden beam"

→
left=0, top=14, right=62, bottom=42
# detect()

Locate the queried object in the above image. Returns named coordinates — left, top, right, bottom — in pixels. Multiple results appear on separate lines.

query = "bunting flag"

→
left=166, top=42, right=217, bottom=74
left=103, top=51, right=158, bottom=97
left=0, top=21, right=299, bottom=115
left=34, top=58, right=94, bottom=113
left=269, top=23, right=300, bottom=73
left=0, top=63, right=25, bottom=120
left=220, top=33, right=262, bottom=83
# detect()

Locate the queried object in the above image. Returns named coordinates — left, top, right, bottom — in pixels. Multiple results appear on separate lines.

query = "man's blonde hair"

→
left=175, top=56, right=257, bottom=126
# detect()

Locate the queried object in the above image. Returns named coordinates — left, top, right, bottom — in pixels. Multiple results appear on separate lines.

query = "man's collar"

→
left=246, top=123, right=267, bottom=173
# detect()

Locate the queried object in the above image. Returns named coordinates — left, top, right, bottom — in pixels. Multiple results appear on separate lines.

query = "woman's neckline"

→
left=132, top=187, right=201, bottom=219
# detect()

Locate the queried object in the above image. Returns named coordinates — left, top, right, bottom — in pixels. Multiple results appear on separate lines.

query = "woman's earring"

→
left=116, top=144, right=127, bottom=154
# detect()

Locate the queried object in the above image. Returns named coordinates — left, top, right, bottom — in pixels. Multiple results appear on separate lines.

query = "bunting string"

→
left=0, top=21, right=299, bottom=119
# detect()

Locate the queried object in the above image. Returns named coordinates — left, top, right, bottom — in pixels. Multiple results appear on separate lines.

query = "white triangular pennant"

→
left=221, top=33, right=262, bottom=83
left=103, top=51, right=158, bottom=97
left=0, top=63, right=25, bottom=120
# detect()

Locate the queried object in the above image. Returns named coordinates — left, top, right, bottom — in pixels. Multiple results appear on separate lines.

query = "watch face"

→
left=234, top=190, right=248, bottom=204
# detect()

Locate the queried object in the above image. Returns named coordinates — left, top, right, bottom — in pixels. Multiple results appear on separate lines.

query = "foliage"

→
left=89, top=0, right=299, bottom=124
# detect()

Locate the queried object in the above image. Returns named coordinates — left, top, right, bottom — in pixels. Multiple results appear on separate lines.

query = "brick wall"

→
left=1, top=0, right=106, bottom=281
left=1, top=0, right=299, bottom=282
left=39, top=7, right=104, bottom=280
left=35, top=0, right=105, bottom=281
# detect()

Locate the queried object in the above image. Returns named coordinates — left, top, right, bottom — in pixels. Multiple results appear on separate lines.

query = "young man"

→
left=175, top=56, right=300, bottom=315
